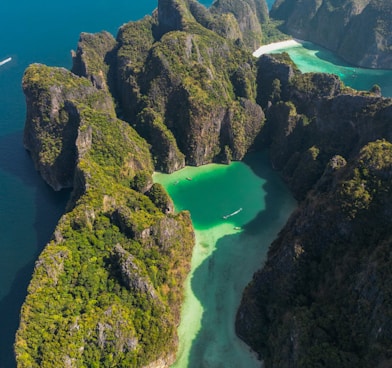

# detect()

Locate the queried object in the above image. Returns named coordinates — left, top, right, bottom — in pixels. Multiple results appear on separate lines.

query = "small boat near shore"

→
left=222, top=208, right=242, bottom=219
left=0, top=57, right=12, bottom=67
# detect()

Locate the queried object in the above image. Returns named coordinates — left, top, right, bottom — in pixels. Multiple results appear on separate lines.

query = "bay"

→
left=154, top=153, right=297, bottom=367
left=269, top=41, right=392, bottom=97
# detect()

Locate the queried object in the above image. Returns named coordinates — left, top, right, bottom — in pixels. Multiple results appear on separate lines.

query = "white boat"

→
left=222, top=208, right=242, bottom=219
left=0, top=57, right=12, bottom=66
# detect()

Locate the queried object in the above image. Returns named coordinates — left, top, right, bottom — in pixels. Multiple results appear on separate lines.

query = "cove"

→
left=269, top=41, right=392, bottom=97
left=154, top=153, right=296, bottom=367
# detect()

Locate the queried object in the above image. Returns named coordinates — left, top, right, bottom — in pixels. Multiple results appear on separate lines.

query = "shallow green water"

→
left=271, top=41, right=392, bottom=97
left=154, top=153, right=296, bottom=367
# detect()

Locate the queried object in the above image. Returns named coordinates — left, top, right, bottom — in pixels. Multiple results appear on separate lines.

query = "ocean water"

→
left=0, top=0, right=391, bottom=367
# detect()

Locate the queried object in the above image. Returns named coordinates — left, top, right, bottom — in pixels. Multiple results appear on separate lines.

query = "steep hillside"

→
left=17, top=64, right=194, bottom=368
left=236, top=53, right=392, bottom=367
left=271, top=0, right=392, bottom=69
left=72, top=0, right=267, bottom=172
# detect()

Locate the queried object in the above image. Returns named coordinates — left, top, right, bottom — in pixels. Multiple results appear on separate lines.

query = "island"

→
left=16, top=0, right=392, bottom=367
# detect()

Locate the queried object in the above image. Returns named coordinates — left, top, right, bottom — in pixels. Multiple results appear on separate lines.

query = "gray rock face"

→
left=71, top=31, right=117, bottom=90
left=22, top=67, right=97, bottom=190
left=271, top=0, right=392, bottom=69
left=211, top=0, right=268, bottom=50
left=236, top=53, right=392, bottom=367
left=113, top=244, right=158, bottom=299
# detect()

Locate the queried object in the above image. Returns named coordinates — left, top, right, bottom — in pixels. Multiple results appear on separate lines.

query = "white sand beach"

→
left=253, top=39, right=303, bottom=57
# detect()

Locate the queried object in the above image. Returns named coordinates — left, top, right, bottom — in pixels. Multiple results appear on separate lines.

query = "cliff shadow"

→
left=0, top=130, right=70, bottom=368
left=184, top=153, right=296, bottom=367
left=300, top=42, right=353, bottom=69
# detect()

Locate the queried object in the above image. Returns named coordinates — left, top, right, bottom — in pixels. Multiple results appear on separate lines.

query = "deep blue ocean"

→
left=0, top=0, right=390, bottom=367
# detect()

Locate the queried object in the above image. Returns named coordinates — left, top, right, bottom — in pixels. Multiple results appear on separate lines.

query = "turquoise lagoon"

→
left=270, top=41, right=392, bottom=97
left=154, top=154, right=297, bottom=367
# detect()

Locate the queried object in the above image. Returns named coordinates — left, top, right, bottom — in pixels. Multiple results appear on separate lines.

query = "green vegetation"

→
left=71, top=31, right=117, bottom=90
left=238, top=140, right=392, bottom=367
left=261, top=19, right=291, bottom=44
left=237, top=48, right=392, bottom=367
left=146, top=183, right=174, bottom=213
left=339, top=139, right=392, bottom=218
left=17, top=61, right=194, bottom=368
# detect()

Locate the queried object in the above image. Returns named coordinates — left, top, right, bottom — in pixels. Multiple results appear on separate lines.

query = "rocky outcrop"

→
left=17, top=62, right=195, bottom=368
left=112, top=244, right=158, bottom=299
left=271, top=0, right=392, bottom=69
left=256, top=53, right=392, bottom=199
left=129, top=14, right=265, bottom=167
left=210, top=0, right=268, bottom=49
left=70, top=0, right=268, bottom=171
left=23, top=64, right=114, bottom=191
left=237, top=140, right=392, bottom=367
left=71, top=31, right=117, bottom=90
left=236, top=53, right=392, bottom=367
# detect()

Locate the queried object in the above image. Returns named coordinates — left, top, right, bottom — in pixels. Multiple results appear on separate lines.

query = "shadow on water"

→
left=299, top=41, right=353, bottom=69
left=0, top=130, right=70, bottom=368
left=186, top=153, right=295, bottom=367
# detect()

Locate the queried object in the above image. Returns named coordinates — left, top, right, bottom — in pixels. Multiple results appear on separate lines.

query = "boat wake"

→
left=222, top=208, right=242, bottom=219
left=0, top=57, right=12, bottom=67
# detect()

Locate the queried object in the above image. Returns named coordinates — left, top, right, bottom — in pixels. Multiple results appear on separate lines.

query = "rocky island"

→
left=16, top=0, right=392, bottom=367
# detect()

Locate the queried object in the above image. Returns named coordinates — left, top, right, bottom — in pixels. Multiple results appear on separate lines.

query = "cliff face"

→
left=23, top=64, right=115, bottom=191
left=271, top=0, right=392, bottom=69
left=17, top=64, right=195, bottom=368
left=236, top=53, right=392, bottom=367
left=210, top=0, right=269, bottom=50
left=71, top=0, right=267, bottom=172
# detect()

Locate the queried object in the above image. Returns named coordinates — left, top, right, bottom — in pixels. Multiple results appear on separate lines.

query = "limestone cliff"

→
left=23, top=64, right=115, bottom=191
left=271, top=0, right=392, bottom=69
left=71, top=0, right=267, bottom=172
left=210, top=0, right=269, bottom=50
left=17, top=64, right=195, bottom=368
left=236, top=53, right=392, bottom=367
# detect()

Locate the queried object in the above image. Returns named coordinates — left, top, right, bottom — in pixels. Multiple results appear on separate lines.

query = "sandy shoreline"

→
left=253, top=39, right=303, bottom=57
